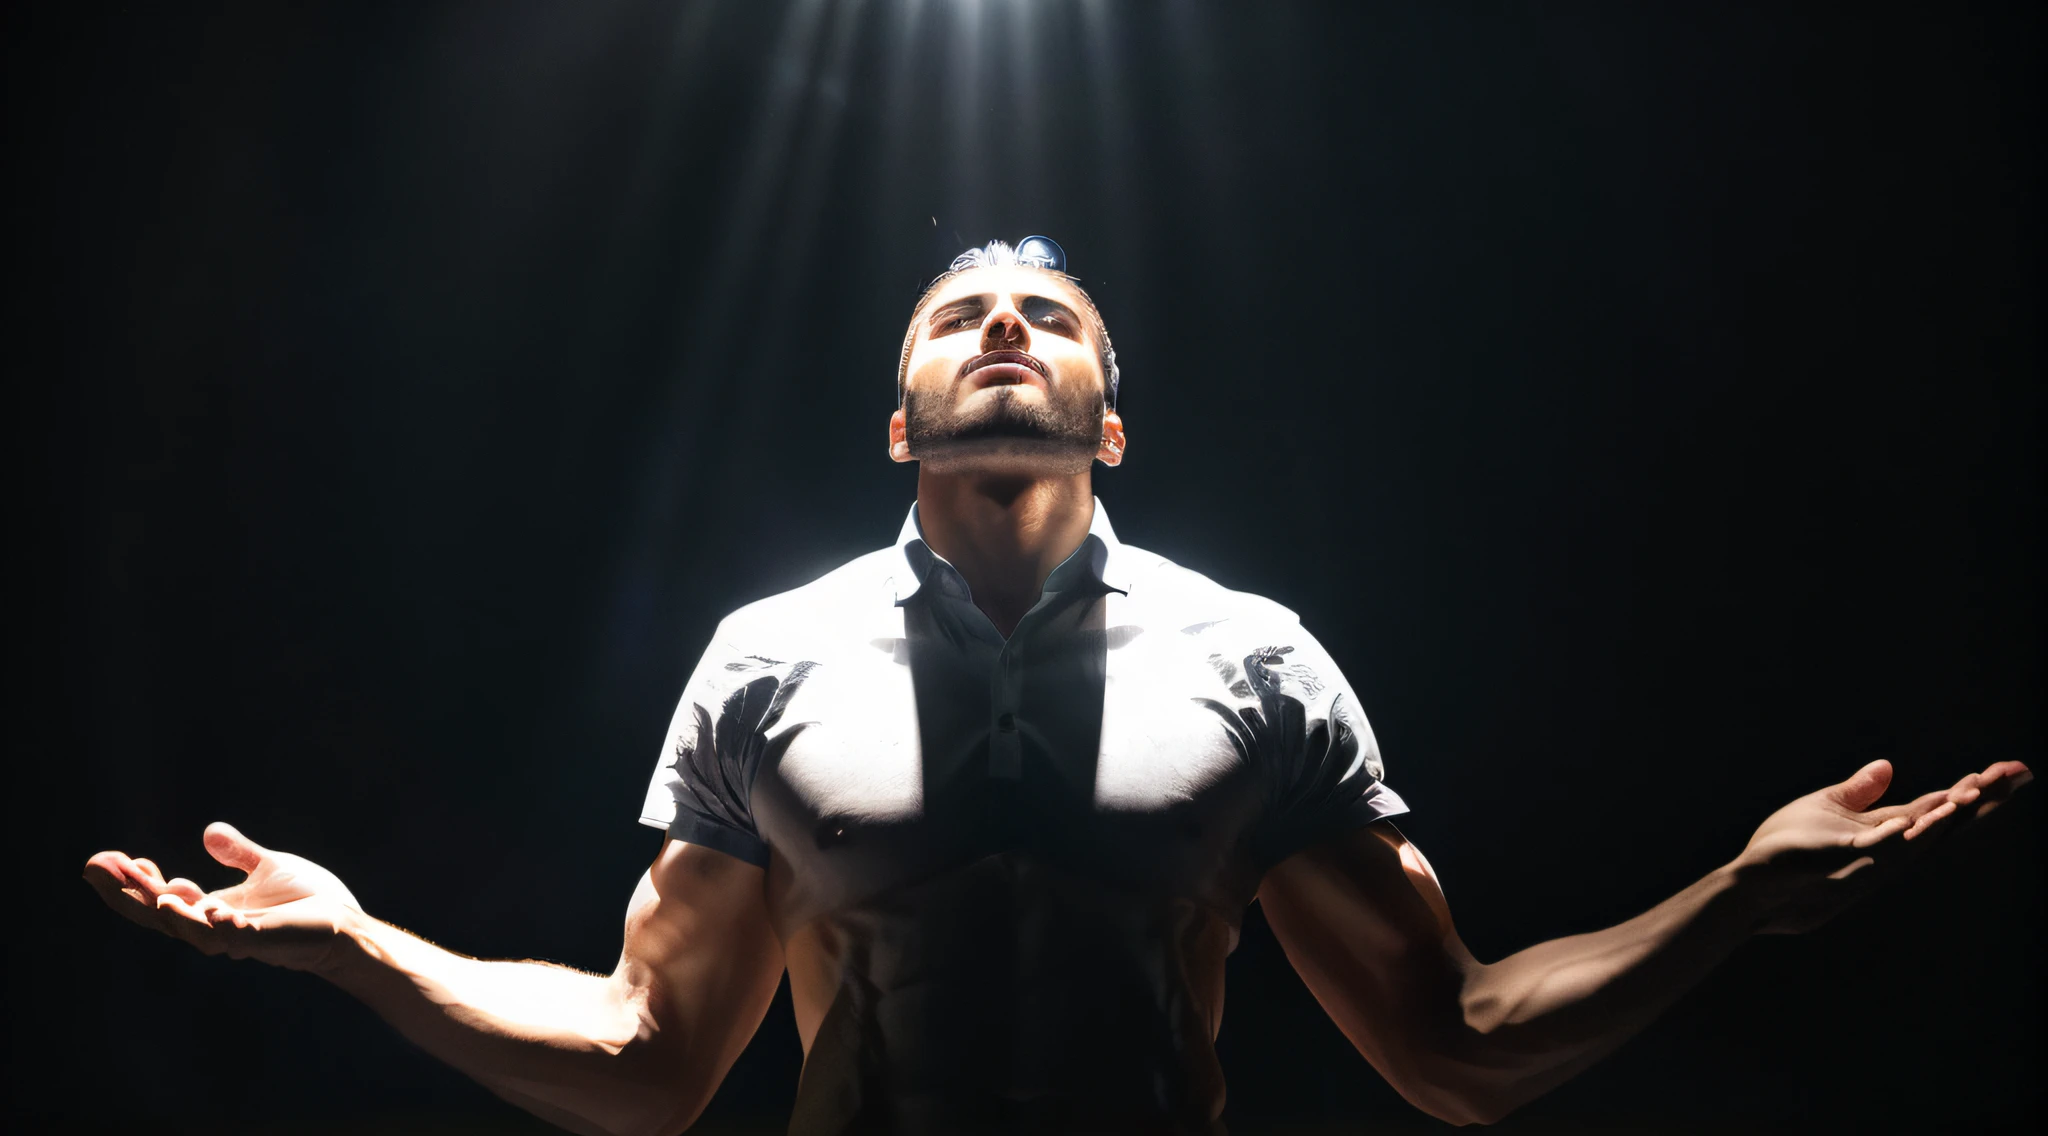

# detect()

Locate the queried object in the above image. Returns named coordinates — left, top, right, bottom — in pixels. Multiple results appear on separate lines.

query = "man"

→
left=86, top=238, right=2029, bottom=1135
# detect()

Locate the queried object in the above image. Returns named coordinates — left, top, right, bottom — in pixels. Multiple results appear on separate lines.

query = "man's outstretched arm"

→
left=1256, top=758, right=2030, bottom=1127
left=84, top=824, right=784, bottom=1136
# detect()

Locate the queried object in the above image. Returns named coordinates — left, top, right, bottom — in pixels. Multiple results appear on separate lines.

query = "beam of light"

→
left=589, top=0, right=723, bottom=313
left=1000, top=0, right=1048, bottom=211
left=944, top=0, right=988, bottom=220
left=595, top=0, right=840, bottom=692
left=556, top=1, right=724, bottom=485
left=1078, top=0, right=1142, bottom=296
left=871, top=0, right=932, bottom=291
left=592, top=0, right=1174, bottom=697
left=1160, top=0, right=1229, bottom=230
left=754, top=0, right=873, bottom=388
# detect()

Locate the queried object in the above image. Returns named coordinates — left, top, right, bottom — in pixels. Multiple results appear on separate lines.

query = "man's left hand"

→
left=1732, top=758, right=2031, bottom=935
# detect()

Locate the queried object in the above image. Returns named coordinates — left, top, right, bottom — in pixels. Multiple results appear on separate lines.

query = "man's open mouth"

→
left=959, top=350, right=1049, bottom=390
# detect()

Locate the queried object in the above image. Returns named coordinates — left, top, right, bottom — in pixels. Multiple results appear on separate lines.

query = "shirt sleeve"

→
left=638, top=624, right=809, bottom=868
left=1236, top=622, right=1408, bottom=871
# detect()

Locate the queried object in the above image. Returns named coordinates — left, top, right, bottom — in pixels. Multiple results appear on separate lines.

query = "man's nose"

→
left=980, top=306, right=1028, bottom=351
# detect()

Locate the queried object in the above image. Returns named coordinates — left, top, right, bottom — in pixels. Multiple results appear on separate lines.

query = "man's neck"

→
left=914, top=468, right=1095, bottom=637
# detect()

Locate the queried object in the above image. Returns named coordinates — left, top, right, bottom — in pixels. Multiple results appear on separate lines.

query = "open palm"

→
left=83, top=822, right=364, bottom=973
left=1736, top=758, right=2029, bottom=934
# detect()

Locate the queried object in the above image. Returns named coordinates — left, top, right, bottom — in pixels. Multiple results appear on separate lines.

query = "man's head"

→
left=889, top=240, right=1125, bottom=476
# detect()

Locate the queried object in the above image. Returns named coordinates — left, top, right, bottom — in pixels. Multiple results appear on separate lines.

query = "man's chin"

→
left=909, top=435, right=1099, bottom=477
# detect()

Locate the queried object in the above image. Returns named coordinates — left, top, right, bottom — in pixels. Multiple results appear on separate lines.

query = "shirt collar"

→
left=888, top=496, right=1131, bottom=606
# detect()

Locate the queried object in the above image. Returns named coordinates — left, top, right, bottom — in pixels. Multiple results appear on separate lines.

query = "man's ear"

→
left=888, top=407, right=912, bottom=463
left=1097, top=411, right=1127, bottom=467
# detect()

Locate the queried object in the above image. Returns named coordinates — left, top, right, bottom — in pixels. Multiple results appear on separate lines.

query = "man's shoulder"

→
left=710, top=546, right=901, bottom=649
left=1117, top=542, right=1305, bottom=636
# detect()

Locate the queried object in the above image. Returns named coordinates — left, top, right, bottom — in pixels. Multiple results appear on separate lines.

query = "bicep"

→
left=1257, top=823, right=1477, bottom=1090
left=611, top=837, right=785, bottom=1128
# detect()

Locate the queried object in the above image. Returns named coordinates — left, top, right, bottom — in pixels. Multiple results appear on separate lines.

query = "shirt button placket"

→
left=989, top=640, right=1023, bottom=779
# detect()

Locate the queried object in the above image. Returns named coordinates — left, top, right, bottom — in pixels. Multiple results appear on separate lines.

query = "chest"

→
left=751, top=605, right=1271, bottom=926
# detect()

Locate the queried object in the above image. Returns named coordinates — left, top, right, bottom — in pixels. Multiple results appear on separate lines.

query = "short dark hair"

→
left=896, top=241, right=1121, bottom=409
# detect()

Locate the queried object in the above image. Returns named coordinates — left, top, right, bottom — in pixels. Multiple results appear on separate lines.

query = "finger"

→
left=1865, top=788, right=1953, bottom=825
left=1946, top=761, right=2028, bottom=800
left=1943, top=770, right=2000, bottom=811
left=1948, top=762, right=2033, bottom=822
left=188, top=897, right=265, bottom=959
left=119, top=857, right=202, bottom=932
left=1882, top=763, right=2034, bottom=852
left=84, top=857, right=221, bottom=945
left=83, top=857, right=170, bottom=930
left=154, top=894, right=227, bottom=955
left=1976, top=759, right=2030, bottom=785
left=203, top=822, right=267, bottom=873
left=156, top=892, right=212, bottom=927
left=1967, top=761, right=2033, bottom=804
left=99, top=852, right=172, bottom=903
left=1902, top=799, right=1957, bottom=841
left=163, top=877, right=207, bottom=904
left=196, top=896, right=249, bottom=930
left=83, top=850, right=136, bottom=890
left=1850, top=815, right=1910, bottom=849
left=132, top=858, right=164, bottom=880
left=1970, top=779, right=2025, bottom=820
left=1827, top=759, right=1893, bottom=812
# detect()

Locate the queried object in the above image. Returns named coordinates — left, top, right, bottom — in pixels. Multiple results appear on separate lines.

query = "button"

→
left=996, top=712, right=1016, bottom=733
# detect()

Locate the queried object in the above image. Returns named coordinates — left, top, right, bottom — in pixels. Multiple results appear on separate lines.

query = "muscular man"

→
left=86, top=238, right=2030, bottom=1135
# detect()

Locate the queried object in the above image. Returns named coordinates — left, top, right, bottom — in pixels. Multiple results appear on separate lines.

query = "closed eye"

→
left=1018, top=295, right=1082, bottom=340
left=929, top=297, right=987, bottom=336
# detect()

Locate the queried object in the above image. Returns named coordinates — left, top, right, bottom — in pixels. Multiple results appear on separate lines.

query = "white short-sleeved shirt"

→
left=640, top=500, right=1406, bottom=1134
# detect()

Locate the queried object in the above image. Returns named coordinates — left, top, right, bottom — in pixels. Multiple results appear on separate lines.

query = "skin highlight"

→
left=888, top=263, right=1127, bottom=636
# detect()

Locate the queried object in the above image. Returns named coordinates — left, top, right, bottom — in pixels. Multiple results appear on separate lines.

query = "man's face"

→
left=898, top=266, right=1107, bottom=476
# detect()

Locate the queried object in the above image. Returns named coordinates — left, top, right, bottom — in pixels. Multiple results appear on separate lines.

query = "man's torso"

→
left=640, top=505, right=1404, bottom=1133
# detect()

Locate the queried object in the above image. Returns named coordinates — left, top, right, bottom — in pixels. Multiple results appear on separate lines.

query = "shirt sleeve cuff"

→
left=661, top=812, right=772, bottom=868
left=1258, top=780, right=1412, bottom=872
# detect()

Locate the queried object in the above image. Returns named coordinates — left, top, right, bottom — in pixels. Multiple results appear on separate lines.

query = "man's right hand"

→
left=85, top=828, right=786, bottom=1134
left=84, top=821, right=365, bottom=974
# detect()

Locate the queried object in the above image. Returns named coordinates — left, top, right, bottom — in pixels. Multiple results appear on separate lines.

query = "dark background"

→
left=8, top=2, right=2039, bottom=1132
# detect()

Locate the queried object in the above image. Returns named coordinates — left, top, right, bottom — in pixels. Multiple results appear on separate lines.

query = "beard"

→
left=903, top=382, right=1102, bottom=475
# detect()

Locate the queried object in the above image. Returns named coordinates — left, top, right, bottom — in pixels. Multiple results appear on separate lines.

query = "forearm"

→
left=321, top=913, right=683, bottom=1136
left=1438, top=863, right=1763, bottom=1120
left=1271, top=762, right=2030, bottom=1125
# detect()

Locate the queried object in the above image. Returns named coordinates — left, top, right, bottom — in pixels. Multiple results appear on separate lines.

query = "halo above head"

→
left=948, top=235, right=1068, bottom=275
left=1015, top=235, right=1066, bottom=271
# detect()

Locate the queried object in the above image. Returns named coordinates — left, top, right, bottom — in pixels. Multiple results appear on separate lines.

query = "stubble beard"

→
left=903, top=384, right=1102, bottom=476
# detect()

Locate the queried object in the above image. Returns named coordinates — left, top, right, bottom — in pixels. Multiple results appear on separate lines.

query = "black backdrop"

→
left=9, top=2, right=2040, bottom=1132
